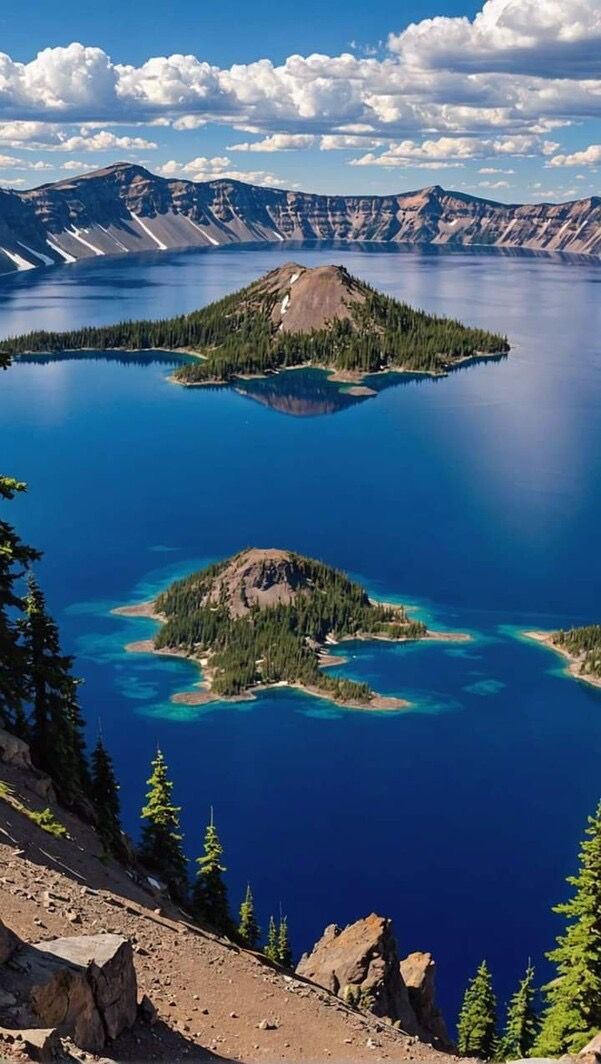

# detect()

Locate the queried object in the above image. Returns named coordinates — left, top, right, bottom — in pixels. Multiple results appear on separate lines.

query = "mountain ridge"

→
left=0, top=161, right=599, bottom=273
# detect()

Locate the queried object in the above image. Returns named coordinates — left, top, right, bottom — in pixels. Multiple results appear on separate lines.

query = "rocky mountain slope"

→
left=0, top=726, right=459, bottom=1063
left=0, top=163, right=599, bottom=275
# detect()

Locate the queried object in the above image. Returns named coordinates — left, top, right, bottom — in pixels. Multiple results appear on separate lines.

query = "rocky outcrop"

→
left=296, top=916, right=451, bottom=1049
left=0, top=729, right=55, bottom=803
left=0, top=922, right=138, bottom=1052
left=399, top=952, right=451, bottom=1049
left=297, top=915, right=419, bottom=1033
left=0, top=163, right=599, bottom=274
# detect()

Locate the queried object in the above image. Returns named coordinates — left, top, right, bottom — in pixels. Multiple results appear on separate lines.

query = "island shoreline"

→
left=522, top=630, right=601, bottom=690
left=113, top=598, right=471, bottom=712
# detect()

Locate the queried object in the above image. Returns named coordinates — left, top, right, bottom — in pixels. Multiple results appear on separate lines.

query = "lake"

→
left=1, top=242, right=600, bottom=1025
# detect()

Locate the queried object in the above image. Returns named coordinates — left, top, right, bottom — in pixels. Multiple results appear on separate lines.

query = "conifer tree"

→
left=21, top=576, right=89, bottom=801
left=264, top=915, right=278, bottom=962
left=535, top=800, right=601, bottom=1056
left=139, top=749, right=187, bottom=897
left=0, top=476, right=39, bottom=732
left=277, top=914, right=293, bottom=968
left=193, top=812, right=232, bottom=933
left=238, top=884, right=260, bottom=949
left=497, top=963, right=538, bottom=1060
left=457, top=961, right=497, bottom=1059
left=91, top=735, right=124, bottom=858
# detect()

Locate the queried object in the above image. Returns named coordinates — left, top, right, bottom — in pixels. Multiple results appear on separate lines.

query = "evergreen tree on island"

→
left=535, top=800, right=601, bottom=1055
left=0, top=476, right=40, bottom=733
left=497, top=962, right=538, bottom=1060
left=91, top=734, right=124, bottom=858
left=193, top=811, right=232, bottom=933
left=238, top=884, right=260, bottom=949
left=139, top=748, right=187, bottom=898
left=457, top=960, right=497, bottom=1059
left=21, top=575, right=89, bottom=802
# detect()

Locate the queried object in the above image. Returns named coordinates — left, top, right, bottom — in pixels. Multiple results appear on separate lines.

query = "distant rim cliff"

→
left=0, top=161, right=599, bottom=275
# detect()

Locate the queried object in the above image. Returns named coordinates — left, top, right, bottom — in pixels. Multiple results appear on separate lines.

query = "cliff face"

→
left=0, top=163, right=599, bottom=274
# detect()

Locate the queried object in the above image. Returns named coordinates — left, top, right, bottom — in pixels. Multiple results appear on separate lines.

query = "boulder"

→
left=399, top=951, right=451, bottom=1049
left=2, top=932, right=138, bottom=1052
left=296, top=914, right=419, bottom=1033
left=0, top=727, right=55, bottom=802
left=0, top=1025, right=61, bottom=1063
left=0, top=728, right=32, bottom=771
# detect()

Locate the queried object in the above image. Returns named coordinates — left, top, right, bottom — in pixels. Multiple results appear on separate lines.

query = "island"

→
left=0, top=262, right=509, bottom=386
left=524, top=625, right=601, bottom=690
left=115, top=548, right=469, bottom=711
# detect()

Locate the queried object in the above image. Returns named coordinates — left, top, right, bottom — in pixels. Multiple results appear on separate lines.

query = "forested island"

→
left=0, top=262, right=509, bottom=385
left=116, top=548, right=466, bottom=710
left=525, top=625, right=601, bottom=689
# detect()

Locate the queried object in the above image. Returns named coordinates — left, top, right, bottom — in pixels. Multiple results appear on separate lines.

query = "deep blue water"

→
left=1, top=243, right=600, bottom=1026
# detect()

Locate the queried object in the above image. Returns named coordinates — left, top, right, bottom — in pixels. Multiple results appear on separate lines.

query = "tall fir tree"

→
left=457, top=961, right=498, bottom=1059
left=193, top=813, right=232, bottom=933
left=91, top=734, right=124, bottom=858
left=238, top=884, right=260, bottom=949
left=21, top=576, right=89, bottom=802
left=139, top=749, right=187, bottom=897
left=277, top=914, right=293, bottom=968
left=535, top=800, right=601, bottom=1056
left=264, top=915, right=278, bottom=962
left=497, top=963, right=538, bottom=1061
left=0, top=476, right=39, bottom=732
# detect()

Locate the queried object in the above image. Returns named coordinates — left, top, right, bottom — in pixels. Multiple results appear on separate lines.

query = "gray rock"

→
left=2, top=931, right=137, bottom=1052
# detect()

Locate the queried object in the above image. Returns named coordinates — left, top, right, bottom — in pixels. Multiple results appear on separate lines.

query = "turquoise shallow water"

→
left=1, top=243, right=600, bottom=1023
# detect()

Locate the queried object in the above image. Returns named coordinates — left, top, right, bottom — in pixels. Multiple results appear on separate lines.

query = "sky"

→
left=0, top=0, right=600, bottom=202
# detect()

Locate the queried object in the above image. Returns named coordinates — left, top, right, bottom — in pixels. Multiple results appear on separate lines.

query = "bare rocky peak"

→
left=203, top=548, right=309, bottom=618
left=257, top=261, right=367, bottom=333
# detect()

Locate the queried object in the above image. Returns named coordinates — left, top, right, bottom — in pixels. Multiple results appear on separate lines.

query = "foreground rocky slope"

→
left=0, top=727, right=460, bottom=1063
left=0, top=163, right=599, bottom=274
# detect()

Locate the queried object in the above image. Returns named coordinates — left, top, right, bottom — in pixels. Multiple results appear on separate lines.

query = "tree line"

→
left=552, top=624, right=601, bottom=680
left=0, top=269, right=509, bottom=384
left=456, top=799, right=601, bottom=1058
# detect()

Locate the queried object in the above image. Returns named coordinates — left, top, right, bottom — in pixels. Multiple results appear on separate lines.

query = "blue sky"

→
left=0, top=0, right=599, bottom=201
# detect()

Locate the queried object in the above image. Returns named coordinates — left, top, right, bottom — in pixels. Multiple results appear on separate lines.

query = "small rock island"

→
left=1, top=262, right=509, bottom=386
left=525, top=625, right=601, bottom=689
left=116, top=548, right=466, bottom=710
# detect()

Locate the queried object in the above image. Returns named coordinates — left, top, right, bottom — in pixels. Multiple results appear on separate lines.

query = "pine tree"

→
left=21, top=576, right=89, bottom=802
left=457, top=961, right=497, bottom=1059
left=139, top=749, right=187, bottom=897
left=264, top=915, right=278, bottom=962
left=535, top=801, right=601, bottom=1056
left=238, top=884, right=260, bottom=949
left=91, top=735, right=124, bottom=858
left=193, top=813, right=232, bottom=933
left=277, top=914, right=293, bottom=968
left=497, top=962, right=538, bottom=1060
left=0, top=476, right=39, bottom=732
